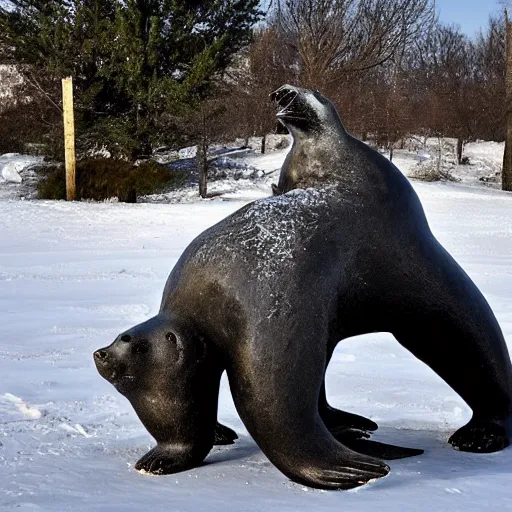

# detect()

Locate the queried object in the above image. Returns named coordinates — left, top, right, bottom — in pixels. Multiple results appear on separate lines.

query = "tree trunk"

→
left=503, top=12, right=512, bottom=191
left=437, top=137, right=443, bottom=174
left=197, top=109, right=209, bottom=198
left=261, top=134, right=266, bottom=154
left=197, top=139, right=208, bottom=198
left=457, top=137, right=463, bottom=165
left=389, top=146, right=394, bottom=162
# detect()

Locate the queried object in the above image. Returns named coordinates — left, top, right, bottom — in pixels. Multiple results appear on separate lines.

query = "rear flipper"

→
left=319, top=380, right=379, bottom=433
left=449, top=417, right=511, bottom=453
left=387, top=240, right=512, bottom=455
left=337, top=435, right=424, bottom=460
left=322, top=405, right=378, bottom=434
left=214, top=421, right=238, bottom=445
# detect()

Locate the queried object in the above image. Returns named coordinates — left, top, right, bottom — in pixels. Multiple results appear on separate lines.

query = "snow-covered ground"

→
left=385, top=138, right=504, bottom=187
left=1, top=144, right=512, bottom=511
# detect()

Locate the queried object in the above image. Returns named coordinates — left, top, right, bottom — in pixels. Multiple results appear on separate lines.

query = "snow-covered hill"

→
left=1, top=146, right=512, bottom=511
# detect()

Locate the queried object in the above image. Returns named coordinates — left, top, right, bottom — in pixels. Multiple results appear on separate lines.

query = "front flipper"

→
left=449, top=417, right=511, bottom=453
left=291, top=453, right=390, bottom=490
left=213, top=383, right=377, bottom=447
left=121, top=313, right=223, bottom=476
left=228, top=324, right=390, bottom=490
left=319, top=361, right=378, bottom=434
left=271, top=183, right=282, bottom=196
left=214, top=422, right=238, bottom=445
left=135, top=443, right=203, bottom=475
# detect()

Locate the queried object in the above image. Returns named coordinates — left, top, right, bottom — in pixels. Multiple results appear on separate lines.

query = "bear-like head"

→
left=94, top=313, right=208, bottom=396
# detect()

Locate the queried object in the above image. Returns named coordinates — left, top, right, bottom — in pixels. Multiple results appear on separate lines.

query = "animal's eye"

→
left=133, top=340, right=149, bottom=355
left=166, top=332, right=177, bottom=343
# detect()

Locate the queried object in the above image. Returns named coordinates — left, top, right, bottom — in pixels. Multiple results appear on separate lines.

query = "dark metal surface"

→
left=94, top=85, right=512, bottom=490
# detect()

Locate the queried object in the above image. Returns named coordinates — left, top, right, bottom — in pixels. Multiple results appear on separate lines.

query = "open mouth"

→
left=270, top=86, right=300, bottom=119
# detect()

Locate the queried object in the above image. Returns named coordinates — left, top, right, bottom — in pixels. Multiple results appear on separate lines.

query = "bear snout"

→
left=94, top=349, right=109, bottom=361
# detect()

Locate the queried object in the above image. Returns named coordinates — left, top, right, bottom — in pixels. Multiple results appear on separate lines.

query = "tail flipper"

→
left=331, top=428, right=423, bottom=460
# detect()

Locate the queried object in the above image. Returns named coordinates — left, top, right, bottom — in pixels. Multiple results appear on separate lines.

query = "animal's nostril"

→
left=94, top=350, right=108, bottom=360
left=120, top=335, right=131, bottom=342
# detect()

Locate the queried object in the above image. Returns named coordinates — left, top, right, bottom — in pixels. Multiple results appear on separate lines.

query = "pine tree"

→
left=0, top=0, right=263, bottom=159
left=0, top=0, right=120, bottom=156
left=107, top=0, right=263, bottom=157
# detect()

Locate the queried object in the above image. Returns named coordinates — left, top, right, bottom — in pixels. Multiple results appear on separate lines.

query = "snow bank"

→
left=391, top=139, right=505, bottom=187
left=0, top=153, right=43, bottom=183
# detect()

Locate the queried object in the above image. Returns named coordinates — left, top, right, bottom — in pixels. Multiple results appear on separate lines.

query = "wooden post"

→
left=503, top=10, right=512, bottom=192
left=62, top=77, right=76, bottom=200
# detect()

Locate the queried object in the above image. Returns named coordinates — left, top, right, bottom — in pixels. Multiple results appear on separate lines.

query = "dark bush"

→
left=37, top=158, right=186, bottom=201
left=0, top=96, right=63, bottom=157
left=37, top=164, right=67, bottom=199
left=133, top=160, right=187, bottom=195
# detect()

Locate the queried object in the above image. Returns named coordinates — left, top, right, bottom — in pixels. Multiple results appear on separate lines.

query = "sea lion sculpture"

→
left=94, top=85, right=512, bottom=490
left=269, top=84, right=512, bottom=453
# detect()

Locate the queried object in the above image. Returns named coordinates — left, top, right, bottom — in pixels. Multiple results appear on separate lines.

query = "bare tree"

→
left=473, top=16, right=506, bottom=142
left=274, top=0, right=436, bottom=89
left=503, top=10, right=512, bottom=191
left=224, top=25, right=295, bottom=152
left=405, top=23, right=479, bottom=162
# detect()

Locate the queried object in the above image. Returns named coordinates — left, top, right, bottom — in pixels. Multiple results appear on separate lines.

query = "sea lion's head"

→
left=93, top=313, right=207, bottom=396
left=270, top=84, right=348, bottom=195
left=270, top=84, right=344, bottom=137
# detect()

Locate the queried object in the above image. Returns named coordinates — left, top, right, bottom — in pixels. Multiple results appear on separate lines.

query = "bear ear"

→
left=164, top=330, right=208, bottom=364
left=165, top=330, right=185, bottom=361
left=165, top=331, right=177, bottom=343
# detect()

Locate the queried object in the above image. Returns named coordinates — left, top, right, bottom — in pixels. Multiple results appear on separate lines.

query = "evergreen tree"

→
left=0, top=0, right=120, bottom=155
left=106, top=0, right=263, bottom=156
left=0, top=0, right=263, bottom=158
